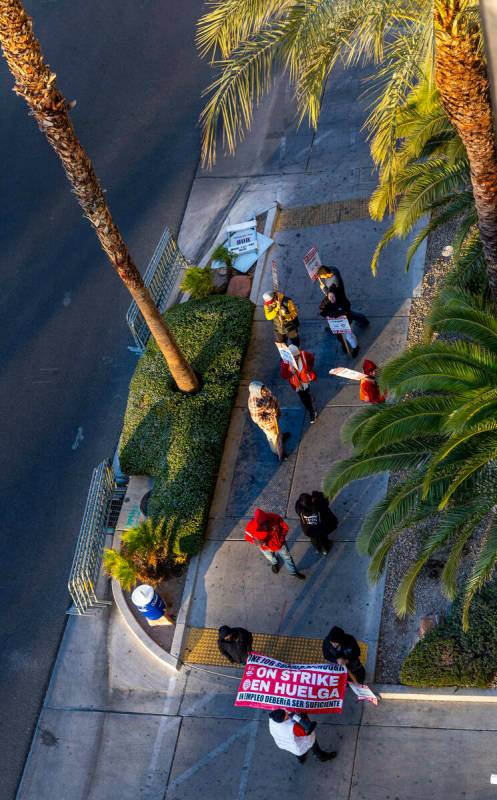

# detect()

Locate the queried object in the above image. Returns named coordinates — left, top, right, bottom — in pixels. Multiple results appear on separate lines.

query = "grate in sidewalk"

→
left=183, top=626, right=367, bottom=667
left=277, top=197, right=370, bottom=230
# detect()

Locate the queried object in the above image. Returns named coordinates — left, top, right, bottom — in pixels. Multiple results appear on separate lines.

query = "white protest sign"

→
left=276, top=342, right=298, bottom=370
left=327, top=315, right=351, bottom=334
left=329, top=367, right=366, bottom=381
left=303, top=246, right=322, bottom=281
left=347, top=682, right=379, bottom=706
left=272, top=259, right=279, bottom=291
left=226, top=219, right=258, bottom=255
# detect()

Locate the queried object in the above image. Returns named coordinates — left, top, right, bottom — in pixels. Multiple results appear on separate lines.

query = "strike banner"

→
left=303, top=246, right=322, bottom=281
left=235, top=653, right=348, bottom=714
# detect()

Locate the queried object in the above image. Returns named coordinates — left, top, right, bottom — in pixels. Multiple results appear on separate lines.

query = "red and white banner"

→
left=235, top=653, right=348, bottom=714
left=303, top=246, right=322, bottom=281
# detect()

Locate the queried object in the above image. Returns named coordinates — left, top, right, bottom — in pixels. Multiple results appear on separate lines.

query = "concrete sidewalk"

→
left=17, top=64, right=497, bottom=800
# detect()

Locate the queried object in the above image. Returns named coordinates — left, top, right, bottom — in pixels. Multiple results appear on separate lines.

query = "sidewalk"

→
left=16, top=65, right=497, bottom=800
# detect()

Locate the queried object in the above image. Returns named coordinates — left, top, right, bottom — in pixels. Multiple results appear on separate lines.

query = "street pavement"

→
left=0, top=2, right=206, bottom=798
left=17, top=58, right=495, bottom=800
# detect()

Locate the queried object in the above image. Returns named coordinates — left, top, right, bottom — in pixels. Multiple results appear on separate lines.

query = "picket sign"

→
left=329, top=367, right=366, bottom=381
left=276, top=342, right=298, bottom=370
left=347, top=682, right=379, bottom=706
left=327, top=315, right=351, bottom=334
left=235, top=653, right=348, bottom=714
left=272, top=260, right=279, bottom=291
left=303, top=246, right=322, bottom=281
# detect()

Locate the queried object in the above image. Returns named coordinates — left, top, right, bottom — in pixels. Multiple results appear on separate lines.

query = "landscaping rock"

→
left=227, top=274, right=251, bottom=298
left=212, top=267, right=230, bottom=294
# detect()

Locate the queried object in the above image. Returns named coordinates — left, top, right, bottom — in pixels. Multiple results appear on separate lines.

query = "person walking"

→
left=268, top=709, right=337, bottom=763
left=263, top=290, right=301, bottom=346
left=245, top=508, right=305, bottom=579
left=319, top=288, right=359, bottom=357
left=322, top=625, right=366, bottom=685
left=359, top=359, right=385, bottom=404
left=317, top=265, right=369, bottom=328
left=217, top=625, right=253, bottom=664
left=295, top=491, right=337, bottom=555
left=248, top=381, right=289, bottom=461
left=279, top=344, right=318, bottom=423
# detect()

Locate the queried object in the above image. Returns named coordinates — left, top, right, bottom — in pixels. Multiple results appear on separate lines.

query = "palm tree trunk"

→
left=0, top=0, right=199, bottom=393
left=435, top=0, right=497, bottom=309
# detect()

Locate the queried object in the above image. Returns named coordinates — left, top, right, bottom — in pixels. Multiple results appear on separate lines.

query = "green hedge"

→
left=400, top=581, right=497, bottom=687
left=119, top=295, right=253, bottom=563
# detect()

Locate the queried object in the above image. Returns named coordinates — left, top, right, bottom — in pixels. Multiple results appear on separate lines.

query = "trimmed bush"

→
left=400, top=580, right=497, bottom=687
left=119, top=295, right=253, bottom=563
left=180, top=265, right=213, bottom=299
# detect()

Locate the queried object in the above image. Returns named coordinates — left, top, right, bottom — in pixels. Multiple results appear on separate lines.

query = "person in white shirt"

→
left=268, top=709, right=337, bottom=764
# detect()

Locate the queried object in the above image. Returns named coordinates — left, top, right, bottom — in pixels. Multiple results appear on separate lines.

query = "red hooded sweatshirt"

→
left=244, top=508, right=289, bottom=551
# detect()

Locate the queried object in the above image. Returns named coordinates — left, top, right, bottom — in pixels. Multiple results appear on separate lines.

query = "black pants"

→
left=350, top=310, right=369, bottom=328
left=309, top=532, right=331, bottom=554
left=297, top=388, right=315, bottom=415
left=275, top=330, right=301, bottom=347
left=297, top=740, right=330, bottom=763
left=349, top=661, right=366, bottom=684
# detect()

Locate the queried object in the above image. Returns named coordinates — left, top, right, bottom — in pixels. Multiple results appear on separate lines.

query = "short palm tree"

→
left=324, top=285, right=497, bottom=628
left=0, top=0, right=198, bottom=393
left=198, top=0, right=497, bottom=309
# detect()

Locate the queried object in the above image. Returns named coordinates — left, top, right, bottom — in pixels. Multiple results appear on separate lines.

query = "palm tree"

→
left=0, top=0, right=198, bottom=393
left=369, top=79, right=475, bottom=273
left=198, top=0, right=497, bottom=309
left=324, top=284, right=497, bottom=628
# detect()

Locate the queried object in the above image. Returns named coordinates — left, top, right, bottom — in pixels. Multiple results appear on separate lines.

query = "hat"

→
left=362, top=359, right=377, bottom=376
left=269, top=709, right=286, bottom=723
left=329, top=626, right=345, bottom=643
left=248, top=381, right=265, bottom=397
left=263, top=292, right=274, bottom=305
left=288, top=344, right=300, bottom=356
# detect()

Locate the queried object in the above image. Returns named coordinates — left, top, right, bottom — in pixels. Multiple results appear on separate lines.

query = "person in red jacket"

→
left=245, top=508, right=305, bottom=579
left=359, top=359, right=385, bottom=404
left=280, top=344, right=318, bottom=423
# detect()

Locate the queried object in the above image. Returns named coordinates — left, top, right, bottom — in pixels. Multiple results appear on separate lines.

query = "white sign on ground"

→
left=348, top=682, right=379, bottom=705
left=226, top=220, right=258, bottom=255
left=327, top=315, right=351, bottom=334
left=303, top=246, right=322, bottom=281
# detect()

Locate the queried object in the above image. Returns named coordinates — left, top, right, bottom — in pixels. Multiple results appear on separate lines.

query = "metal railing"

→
left=67, top=460, right=123, bottom=615
left=126, top=227, right=189, bottom=352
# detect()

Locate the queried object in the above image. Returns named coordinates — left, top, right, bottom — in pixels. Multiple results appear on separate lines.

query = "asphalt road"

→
left=0, top=2, right=206, bottom=797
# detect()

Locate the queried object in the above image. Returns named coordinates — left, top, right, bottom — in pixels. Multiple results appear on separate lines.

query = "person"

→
left=248, top=381, right=289, bottom=461
left=319, top=288, right=359, bottom=357
left=317, top=265, right=369, bottom=328
left=322, top=625, right=366, bottom=684
left=279, top=344, right=318, bottom=423
left=268, top=709, right=337, bottom=764
left=263, top=291, right=300, bottom=345
left=359, top=359, right=385, bottom=404
left=295, top=491, right=337, bottom=555
left=245, top=508, right=305, bottom=580
left=217, top=625, right=253, bottom=664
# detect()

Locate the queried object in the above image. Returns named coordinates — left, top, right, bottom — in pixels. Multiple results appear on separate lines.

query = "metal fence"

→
left=126, top=227, right=189, bottom=352
left=67, top=460, right=123, bottom=615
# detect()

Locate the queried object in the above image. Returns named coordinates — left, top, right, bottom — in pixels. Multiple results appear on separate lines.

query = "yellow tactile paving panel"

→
left=276, top=197, right=370, bottom=230
left=183, top=626, right=367, bottom=667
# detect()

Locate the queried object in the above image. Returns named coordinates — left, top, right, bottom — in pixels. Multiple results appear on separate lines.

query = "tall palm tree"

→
left=198, top=0, right=497, bottom=309
left=0, top=0, right=198, bottom=393
left=324, top=285, right=497, bottom=628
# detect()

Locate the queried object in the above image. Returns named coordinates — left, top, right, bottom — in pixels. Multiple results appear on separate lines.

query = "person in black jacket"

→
left=217, top=626, right=253, bottom=664
left=322, top=625, right=366, bottom=684
left=319, top=290, right=359, bottom=357
left=317, top=265, right=369, bottom=328
left=295, top=492, right=337, bottom=555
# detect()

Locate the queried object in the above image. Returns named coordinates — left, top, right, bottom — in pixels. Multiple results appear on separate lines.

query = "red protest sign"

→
left=235, top=653, right=347, bottom=714
left=303, top=246, right=322, bottom=281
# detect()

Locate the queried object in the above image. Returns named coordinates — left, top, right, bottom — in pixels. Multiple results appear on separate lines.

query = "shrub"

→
left=400, top=580, right=497, bottom=687
left=180, top=265, right=213, bottom=299
left=103, top=518, right=173, bottom=590
left=211, top=244, right=233, bottom=267
left=119, top=295, right=253, bottom=563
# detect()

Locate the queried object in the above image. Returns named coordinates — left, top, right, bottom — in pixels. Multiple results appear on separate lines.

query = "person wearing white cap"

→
left=247, top=381, right=289, bottom=460
left=280, top=344, right=318, bottom=423
left=263, top=290, right=300, bottom=346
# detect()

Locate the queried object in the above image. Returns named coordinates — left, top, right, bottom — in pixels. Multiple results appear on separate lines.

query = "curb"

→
left=112, top=202, right=280, bottom=672
left=377, top=685, right=497, bottom=703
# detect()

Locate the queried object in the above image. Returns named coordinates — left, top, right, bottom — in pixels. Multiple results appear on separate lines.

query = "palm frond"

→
left=462, top=512, right=497, bottom=629
left=404, top=194, right=474, bottom=272
left=197, top=0, right=291, bottom=59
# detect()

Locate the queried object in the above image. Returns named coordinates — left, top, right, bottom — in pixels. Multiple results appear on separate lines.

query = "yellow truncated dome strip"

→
left=183, top=627, right=367, bottom=667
